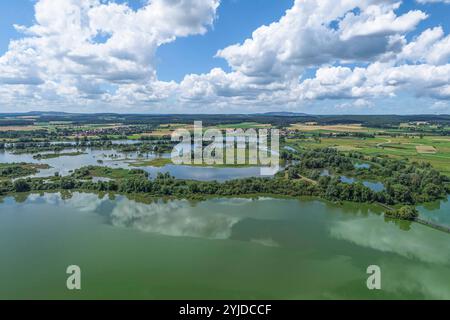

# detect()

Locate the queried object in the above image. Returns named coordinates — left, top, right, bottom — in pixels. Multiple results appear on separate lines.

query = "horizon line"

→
left=1, top=111, right=450, bottom=117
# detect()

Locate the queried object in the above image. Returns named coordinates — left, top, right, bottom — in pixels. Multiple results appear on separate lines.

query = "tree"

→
left=13, top=179, right=31, bottom=193
left=385, top=206, right=419, bottom=220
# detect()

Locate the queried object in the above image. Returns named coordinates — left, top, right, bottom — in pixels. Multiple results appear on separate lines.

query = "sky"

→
left=0, top=0, right=450, bottom=114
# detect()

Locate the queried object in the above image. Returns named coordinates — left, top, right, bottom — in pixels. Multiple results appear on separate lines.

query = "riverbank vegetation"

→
left=1, top=147, right=448, bottom=207
left=282, top=148, right=449, bottom=204
left=0, top=163, right=50, bottom=179
left=1, top=139, right=175, bottom=155
left=33, top=151, right=87, bottom=159
left=130, top=158, right=172, bottom=167
left=71, top=166, right=149, bottom=180
left=385, top=206, right=419, bottom=220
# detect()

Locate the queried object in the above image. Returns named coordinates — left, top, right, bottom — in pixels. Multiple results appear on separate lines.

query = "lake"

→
left=0, top=193, right=449, bottom=299
left=0, top=148, right=270, bottom=181
left=318, top=172, right=385, bottom=193
left=340, top=176, right=385, bottom=192
left=355, top=163, right=371, bottom=169
left=417, top=196, right=450, bottom=228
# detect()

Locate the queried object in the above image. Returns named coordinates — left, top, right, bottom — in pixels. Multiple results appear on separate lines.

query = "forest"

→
left=2, top=112, right=450, bottom=129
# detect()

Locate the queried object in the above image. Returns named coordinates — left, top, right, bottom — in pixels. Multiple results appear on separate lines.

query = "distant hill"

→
left=259, top=112, right=310, bottom=117
left=26, top=111, right=71, bottom=116
left=1, top=111, right=450, bottom=128
left=0, top=111, right=71, bottom=117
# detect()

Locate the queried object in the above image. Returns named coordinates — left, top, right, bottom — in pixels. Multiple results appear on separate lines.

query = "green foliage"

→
left=0, top=147, right=448, bottom=207
left=13, top=179, right=31, bottom=193
left=385, top=206, right=419, bottom=220
left=0, top=163, right=48, bottom=179
left=33, top=152, right=86, bottom=159
left=282, top=148, right=449, bottom=205
left=72, top=166, right=148, bottom=180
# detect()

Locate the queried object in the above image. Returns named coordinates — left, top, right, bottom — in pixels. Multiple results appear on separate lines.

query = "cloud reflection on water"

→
left=329, top=216, right=450, bottom=265
left=110, top=199, right=240, bottom=240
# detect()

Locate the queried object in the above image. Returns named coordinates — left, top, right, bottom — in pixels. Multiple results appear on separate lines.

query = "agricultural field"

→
left=286, top=134, right=450, bottom=176
left=214, top=122, right=272, bottom=129
left=140, top=123, right=194, bottom=137
left=289, top=123, right=376, bottom=133
left=0, top=125, right=43, bottom=132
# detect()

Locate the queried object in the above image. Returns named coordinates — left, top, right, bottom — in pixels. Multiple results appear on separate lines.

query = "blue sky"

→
left=0, top=0, right=450, bottom=114
left=0, top=0, right=295, bottom=82
left=0, top=0, right=35, bottom=53
left=156, top=0, right=294, bottom=82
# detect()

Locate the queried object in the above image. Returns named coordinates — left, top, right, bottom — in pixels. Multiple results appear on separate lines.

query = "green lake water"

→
left=0, top=193, right=449, bottom=299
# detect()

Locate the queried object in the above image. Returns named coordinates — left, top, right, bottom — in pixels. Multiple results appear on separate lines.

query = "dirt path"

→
left=284, top=171, right=318, bottom=184
left=376, top=138, right=392, bottom=148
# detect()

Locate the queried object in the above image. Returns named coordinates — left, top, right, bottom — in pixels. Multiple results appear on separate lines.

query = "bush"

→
left=385, top=206, right=419, bottom=220
left=13, top=179, right=31, bottom=193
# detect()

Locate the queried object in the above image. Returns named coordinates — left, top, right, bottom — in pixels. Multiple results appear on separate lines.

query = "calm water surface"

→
left=418, top=196, right=450, bottom=228
left=0, top=148, right=268, bottom=181
left=340, top=176, right=385, bottom=192
left=0, top=193, right=449, bottom=299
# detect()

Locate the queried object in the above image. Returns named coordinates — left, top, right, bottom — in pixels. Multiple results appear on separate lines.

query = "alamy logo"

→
left=171, top=121, right=280, bottom=176
left=366, top=265, right=381, bottom=290
left=66, top=265, right=81, bottom=290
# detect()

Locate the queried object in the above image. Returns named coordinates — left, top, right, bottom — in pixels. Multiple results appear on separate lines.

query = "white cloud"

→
left=430, top=100, right=450, bottom=111
left=416, top=0, right=450, bottom=4
left=338, top=4, right=427, bottom=41
left=216, top=0, right=425, bottom=80
left=0, top=0, right=219, bottom=110
left=400, top=27, right=450, bottom=65
left=180, top=0, right=448, bottom=111
left=294, top=23, right=450, bottom=103
left=0, top=0, right=450, bottom=113
left=295, top=63, right=450, bottom=101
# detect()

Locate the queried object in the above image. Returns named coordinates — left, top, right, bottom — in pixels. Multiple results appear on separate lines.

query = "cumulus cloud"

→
left=216, top=0, right=426, bottom=81
left=296, top=63, right=450, bottom=101
left=416, top=0, right=450, bottom=4
left=180, top=0, right=449, bottom=110
left=0, top=0, right=219, bottom=110
left=295, top=24, right=450, bottom=103
left=0, top=0, right=450, bottom=112
left=398, top=27, right=450, bottom=65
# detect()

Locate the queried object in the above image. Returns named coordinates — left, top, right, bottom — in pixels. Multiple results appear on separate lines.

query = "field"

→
left=289, top=123, right=373, bottom=133
left=416, top=145, right=437, bottom=154
left=0, top=126, right=43, bottom=131
left=141, top=123, right=194, bottom=137
left=286, top=134, right=450, bottom=176
left=215, top=122, right=272, bottom=129
left=140, top=131, right=173, bottom=137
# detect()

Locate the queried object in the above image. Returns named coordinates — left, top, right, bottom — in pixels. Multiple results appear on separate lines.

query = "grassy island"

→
left=0, top=163, right=50, bottom=179
left=33, top=152, right=87, bottom=159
